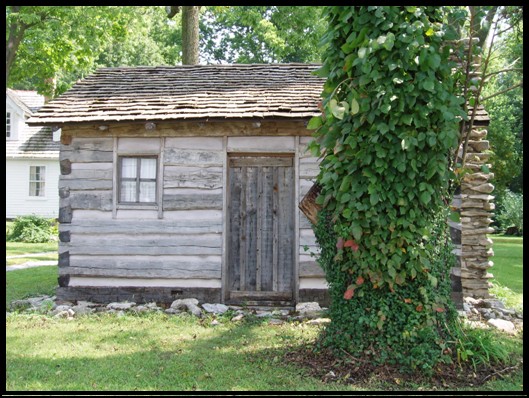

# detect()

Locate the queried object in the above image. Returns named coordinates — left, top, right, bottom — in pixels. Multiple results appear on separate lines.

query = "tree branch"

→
left=481, top=81, right=523, bottom=101
left=483, top=67, right=523, bottom=79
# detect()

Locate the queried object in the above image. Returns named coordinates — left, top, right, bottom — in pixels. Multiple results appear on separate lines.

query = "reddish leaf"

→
left=404, top=298, right=412, bottom=304
left=343, top=288, right=355, bottom=300
left=336, top=237, right=344, bottom=250
left=356, top=275, right=364, bottom=285
left=435, top=307, right=445, bottom=313
left=416, top=305, right=423, bottom=312
left=344, top=239, right=359, bottom=252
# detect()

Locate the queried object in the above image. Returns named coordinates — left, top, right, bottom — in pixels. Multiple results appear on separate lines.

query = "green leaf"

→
left=429, top=274, right=438, bottom=288
left=449, top=210, right=460, bottom=222
left=423, top=80, right=435, bottom=92
left=340, top=193, right=351, bottom=203
left=378, top=123, right=389, bottom=134
left=330, top=99, right=348, bottom=120
left=383, top=32, right=395, bottom=51
left=370, top=192, right=379, bottom=206
left=419, top=191, right=431, bottom=205
left=306, top=116, right=322, bottom=130
left=401, top=114, right=413, bottom=126
left=350, top=97, right=360, bottom=115
left=339, top=175, right=352, bottom=192
left=380, top=103, right=391, bottom=114
left=351, top=224, right=363, bottom=241
left=428, top=53, right=440, bottom=69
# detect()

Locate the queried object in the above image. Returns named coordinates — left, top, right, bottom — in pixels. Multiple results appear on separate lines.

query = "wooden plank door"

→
left=227, top=155, right=295, bottom=304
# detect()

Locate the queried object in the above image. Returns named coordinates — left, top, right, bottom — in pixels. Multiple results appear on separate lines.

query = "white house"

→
left=6, top=89, right=60, bottom=219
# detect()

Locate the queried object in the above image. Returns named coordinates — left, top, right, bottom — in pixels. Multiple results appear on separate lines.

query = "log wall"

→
left=57, top=121, right=318, bottom=303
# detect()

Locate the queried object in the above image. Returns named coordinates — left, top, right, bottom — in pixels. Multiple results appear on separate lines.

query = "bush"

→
left=6, top=215, right=58, bottom=243
left=496, top=190, right=523, bottom=235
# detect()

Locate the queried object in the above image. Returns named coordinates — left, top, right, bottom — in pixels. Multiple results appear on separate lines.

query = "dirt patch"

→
left=284, top=344, right=522, bottom=390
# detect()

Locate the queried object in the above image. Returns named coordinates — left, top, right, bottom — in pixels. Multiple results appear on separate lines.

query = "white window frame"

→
left=29, top=165, right=46, bottom=198
left=118, top=156, right=158, bottom=205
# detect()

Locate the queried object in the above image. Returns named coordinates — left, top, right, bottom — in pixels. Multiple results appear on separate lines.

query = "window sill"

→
left=27, top=196, right=48, bottom=201
left=117, top=204, right=158, bottom=210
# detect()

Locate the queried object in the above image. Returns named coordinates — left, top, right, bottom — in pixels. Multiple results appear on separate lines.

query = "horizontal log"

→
left=65, top=219, right=222, bottom=234
left=60, top=149, right=113, bottom=163
left=59, top=179, right=113, bottom=191
left=164, top=149, right=223, bottom=166
left=165, top=137, right=223, bottom=150
left=64, top=244, right=222, bottom=256
left=70, top=233, right=222, bottom=248
left=299, top=261, right=325, bottom=278
left=70, top=191, right=113, bottom=211
left=65, top=255, right=221, bottom=279
left=62, top=120, right=311, bottom=138
left=117, top=137, right=161, bottom=153
left=227, top=136, right=296, bottom=152
left=69, top=137, right=113, bottom=151
left=163, top=193, right=223, bottom=210
left=60, top=167, right=113, bottom=181
left=164, top=166, right=223, bottom=189
left=64, top=267, right=220, bottom=279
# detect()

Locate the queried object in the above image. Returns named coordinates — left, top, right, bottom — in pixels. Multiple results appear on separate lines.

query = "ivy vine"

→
left=308, top=6, right=466, bottom=371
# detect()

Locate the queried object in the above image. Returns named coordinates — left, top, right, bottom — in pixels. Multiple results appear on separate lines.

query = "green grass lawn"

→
left=5, top=312, right=523, bottom=392
left=6, top=241, right=58, bottom=267
left=6, top=266, right=58, bottom=305
left=4, top=233, right=524, bottom=392
left=6, top=241, right=58, bottom=256
left=489, top=235, right=523, bottom=311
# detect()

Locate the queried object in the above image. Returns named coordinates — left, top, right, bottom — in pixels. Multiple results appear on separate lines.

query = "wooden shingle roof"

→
left=27, top=64, right=325, bottom=126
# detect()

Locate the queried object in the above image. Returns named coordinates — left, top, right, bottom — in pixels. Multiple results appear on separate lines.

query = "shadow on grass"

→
left=6, top=315, right=337, bottom=392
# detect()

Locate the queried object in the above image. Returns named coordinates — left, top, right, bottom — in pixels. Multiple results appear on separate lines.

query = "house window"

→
left=6, top=111, right=11, bottom=138
left=119, top=156, right=157, bottom=204
left=29, top=166, right=46, bottom=197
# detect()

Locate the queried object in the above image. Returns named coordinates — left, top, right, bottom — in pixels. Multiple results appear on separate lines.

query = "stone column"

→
left=459, top=110, right=495, bottom=298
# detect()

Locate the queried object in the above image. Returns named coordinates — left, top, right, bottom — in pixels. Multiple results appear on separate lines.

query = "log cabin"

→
left=27, top=64, right=330, bottom=306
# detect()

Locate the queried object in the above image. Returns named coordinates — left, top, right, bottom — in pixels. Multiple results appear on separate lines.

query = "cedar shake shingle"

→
left=28, top=64, right=325, bottom=125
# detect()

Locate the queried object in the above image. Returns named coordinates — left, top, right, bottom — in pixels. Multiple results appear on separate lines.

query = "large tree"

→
left=166, top=6, right=201, bottom=65
left=200, top=6, right=326, bottom=64
left=6, top=6, right=142, bottom=96
left=308, top=6, right=465, bottom=373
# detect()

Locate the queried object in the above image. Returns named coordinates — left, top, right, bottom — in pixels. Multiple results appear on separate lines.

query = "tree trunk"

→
left=182, top=6, right=200, bottom=65
left=6, top=6, right=24, bottom=87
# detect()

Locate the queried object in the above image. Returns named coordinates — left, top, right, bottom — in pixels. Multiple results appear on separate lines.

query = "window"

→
left=119, top=156, right=157, bottom=204
left=29, top=166, right=46, bottom=197
left=6, top=111, right=11, bottom=138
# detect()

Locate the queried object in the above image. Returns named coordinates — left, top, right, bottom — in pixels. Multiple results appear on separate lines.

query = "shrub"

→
left=495, top=190, right=523, bottom=235
left=7, top=215, right=58, bottom=243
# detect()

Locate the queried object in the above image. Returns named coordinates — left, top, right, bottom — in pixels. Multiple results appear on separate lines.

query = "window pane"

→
left=6, top=112, right=10, bottom=138
left=120, top=181, right=136, bottom=202
left=139, top=181, right=156, bottom=202
left=29, top=166, right=45, bottom=196
left=140, top=158, right=157, bottom=179
left=29, top=182, right=45, bottom=197
left=121, top=158, right=137, bottom=178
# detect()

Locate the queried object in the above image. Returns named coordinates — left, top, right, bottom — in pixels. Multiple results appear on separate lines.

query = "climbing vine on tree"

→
left=308, top=6, right=467, bottom=372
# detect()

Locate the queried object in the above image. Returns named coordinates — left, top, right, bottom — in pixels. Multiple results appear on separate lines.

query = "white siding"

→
left=6, top=158, right=60, bottom=218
